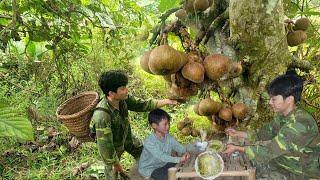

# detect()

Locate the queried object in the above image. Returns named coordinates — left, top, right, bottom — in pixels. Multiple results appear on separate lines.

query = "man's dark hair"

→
left=99, top=70, right=128, bottom=96
left=267, top=70, right=304, bottom=103
left=148, top=109, right=171, bottom=125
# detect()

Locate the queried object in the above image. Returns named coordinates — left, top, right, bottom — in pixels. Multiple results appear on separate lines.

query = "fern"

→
left=0, top=102, right=34, bottom=140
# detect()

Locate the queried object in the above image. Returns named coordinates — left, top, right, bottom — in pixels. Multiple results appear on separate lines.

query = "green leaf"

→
left=300, top=11, right=320, bottom=16
left=81, top=0, right=91, bottom=5
left=158, top=0, right=179, bottom=12
left=95, top=12, right=116, bottom=29
left=0, top=104, right=34, bottom=141
left=26, top=41, right=36, bottom=58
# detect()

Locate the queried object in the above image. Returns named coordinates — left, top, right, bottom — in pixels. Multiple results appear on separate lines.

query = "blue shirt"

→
left=138, top=133, right=198, bottom=177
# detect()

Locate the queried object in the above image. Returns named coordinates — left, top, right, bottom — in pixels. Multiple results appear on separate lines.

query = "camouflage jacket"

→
left=245, top=107, right=320, bottom=177
left=90, top=95, right=157, bottom=165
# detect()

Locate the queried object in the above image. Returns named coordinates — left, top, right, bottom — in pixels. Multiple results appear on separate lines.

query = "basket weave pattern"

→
left=56, top=91, right=99, bottom=141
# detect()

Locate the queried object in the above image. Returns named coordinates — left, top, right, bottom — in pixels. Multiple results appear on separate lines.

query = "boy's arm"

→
left=144, top=139, right=181, bottom=163
left=244, top=117, right=317, bottom=163
left=94, top=113, right=120, bottom=166
left=170, top=136, right=198, bottom=153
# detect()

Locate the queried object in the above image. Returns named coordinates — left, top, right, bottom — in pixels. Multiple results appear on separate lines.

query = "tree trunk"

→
left=228, top=0, right=291, bottom=128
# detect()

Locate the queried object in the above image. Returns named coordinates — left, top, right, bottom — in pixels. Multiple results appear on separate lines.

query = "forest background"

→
left=0, top=0, right=319, bottom=179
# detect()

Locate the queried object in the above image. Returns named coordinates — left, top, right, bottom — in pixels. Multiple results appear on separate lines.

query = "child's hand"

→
left=180, top=152, right=190, bottom=164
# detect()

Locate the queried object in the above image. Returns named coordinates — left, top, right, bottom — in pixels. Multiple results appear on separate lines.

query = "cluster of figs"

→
left=140, top=45, right=242, bottom=99
left=177, top=117, right=200, bottom=137
left=286, top=17, right=310, bottom=47
left=175, top=0, right=213, bottom=20
left=194, top=98, right=248, bottom=130
left=194, top=98, right=248, bottom=120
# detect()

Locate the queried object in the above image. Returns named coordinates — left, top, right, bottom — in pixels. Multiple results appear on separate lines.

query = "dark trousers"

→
left=151, top=163, right=177, bottom=180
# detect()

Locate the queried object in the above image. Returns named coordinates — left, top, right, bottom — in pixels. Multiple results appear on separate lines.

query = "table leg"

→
left=168, top=167, right=178, bottom=180
left=248, top=168, right=256, bottom=180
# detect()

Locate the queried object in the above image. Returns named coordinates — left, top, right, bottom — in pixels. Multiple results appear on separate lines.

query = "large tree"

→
left=147, top=0, right=319, bottom=129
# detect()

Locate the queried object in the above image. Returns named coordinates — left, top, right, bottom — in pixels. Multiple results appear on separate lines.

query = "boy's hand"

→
left=180, top=152, right=190, bottom=164
left=113, top=163, right=124, bottom=172
left=225, top=128, right=247, bottom=138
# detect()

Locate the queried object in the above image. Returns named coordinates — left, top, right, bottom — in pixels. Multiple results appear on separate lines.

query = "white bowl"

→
left=196, top=141, right=208, bottom=151
left=195, top=151, right=224, bottom=180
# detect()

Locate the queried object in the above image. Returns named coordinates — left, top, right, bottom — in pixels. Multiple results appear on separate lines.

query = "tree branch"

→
left=149, top=7, right=180, bottom=46
left=0, top=15, right=12, bottom=19
left=159, top=7, right=180, bottom=21
left=203, top=8, right=229, bottom=44
left=0, top=0, right=18, bottom=38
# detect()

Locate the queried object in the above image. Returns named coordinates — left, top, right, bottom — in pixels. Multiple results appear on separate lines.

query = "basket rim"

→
left=195, top=151, right=224, bottom=180
left=56, top=91, right=99, bottom=120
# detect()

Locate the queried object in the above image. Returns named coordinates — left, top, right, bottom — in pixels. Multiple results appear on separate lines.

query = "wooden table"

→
left=168, top=137, right=256, bottom=180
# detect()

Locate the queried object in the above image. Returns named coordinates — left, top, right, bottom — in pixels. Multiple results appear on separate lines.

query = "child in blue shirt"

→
left=138, top=109, right=199, bottom=180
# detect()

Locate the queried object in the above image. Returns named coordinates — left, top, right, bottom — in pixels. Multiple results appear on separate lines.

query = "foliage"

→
left=0, top=101, right=34, bottom=141
left=0, top=0, right=319, bottom=179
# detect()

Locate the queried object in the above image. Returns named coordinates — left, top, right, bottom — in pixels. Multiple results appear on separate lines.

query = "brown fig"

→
left=183, top=117, right=193, bottom=126
left=198, top=98, right=222, bottom=116
left=294, top=17, right=310, bottom=31
left=177, top=121, right=185, bottom=130
left=181, top=127, right=191, bottom=136
left=175, top=9, right=187, bottom=20
left=287, top=30, right=307, bottom=47
left=193, top=0, right=209, bottom=11
left=193, top=102, right=200, bottom=115
left=140, top=50, right=153, bottom=74
left=179, top=51, right=189, bottom=66
left=203, top=54, right=229, bottom=80
left=148, top=45, right=185, bottom=75
left=232, top=103, right=248, bottom=120
left=219, top=107, right=233, bottom=121
left=191, top=129, right=199, bottom=137
left=181, top=61, right=205, bottom=83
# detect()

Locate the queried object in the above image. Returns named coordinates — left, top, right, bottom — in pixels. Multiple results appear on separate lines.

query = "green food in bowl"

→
left=196, top=151, right=224, bottom=178
left=208, top=140, right=224, bottom=152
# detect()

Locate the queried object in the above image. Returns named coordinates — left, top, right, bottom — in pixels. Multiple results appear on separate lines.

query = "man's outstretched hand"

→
left=157, top=99, right=178, bottom=108
left=225, top=128, right=247, bottom=138
left=223, top=144, right=245, bottom=156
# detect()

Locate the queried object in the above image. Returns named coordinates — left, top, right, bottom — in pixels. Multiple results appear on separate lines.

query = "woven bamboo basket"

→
left=56, top=91, right=99, bottom=142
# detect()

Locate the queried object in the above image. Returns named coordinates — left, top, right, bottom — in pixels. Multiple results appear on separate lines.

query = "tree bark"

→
left=228, top=0, right=291, bottom=128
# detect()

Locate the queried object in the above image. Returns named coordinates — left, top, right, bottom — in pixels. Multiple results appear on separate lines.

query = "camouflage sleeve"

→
left=125, top=95, right=157, bottom=112
left=93, top=112, right=119, bottom=165
left=247, top=115, right=280, bottom=142
left=245, top=115, right=318, bottom=163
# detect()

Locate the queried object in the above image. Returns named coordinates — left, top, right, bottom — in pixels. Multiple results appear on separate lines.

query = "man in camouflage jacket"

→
left=90, top=70, right=177, bottom=180
left=223, top=71, right=320, bottom=179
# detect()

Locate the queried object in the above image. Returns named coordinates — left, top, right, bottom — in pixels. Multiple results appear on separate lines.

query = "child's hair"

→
left=99, top=70, right=128, bottom=96
left=148, top=109, right=171, bottom=125
left=267, top=70, right=303, bottom=103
